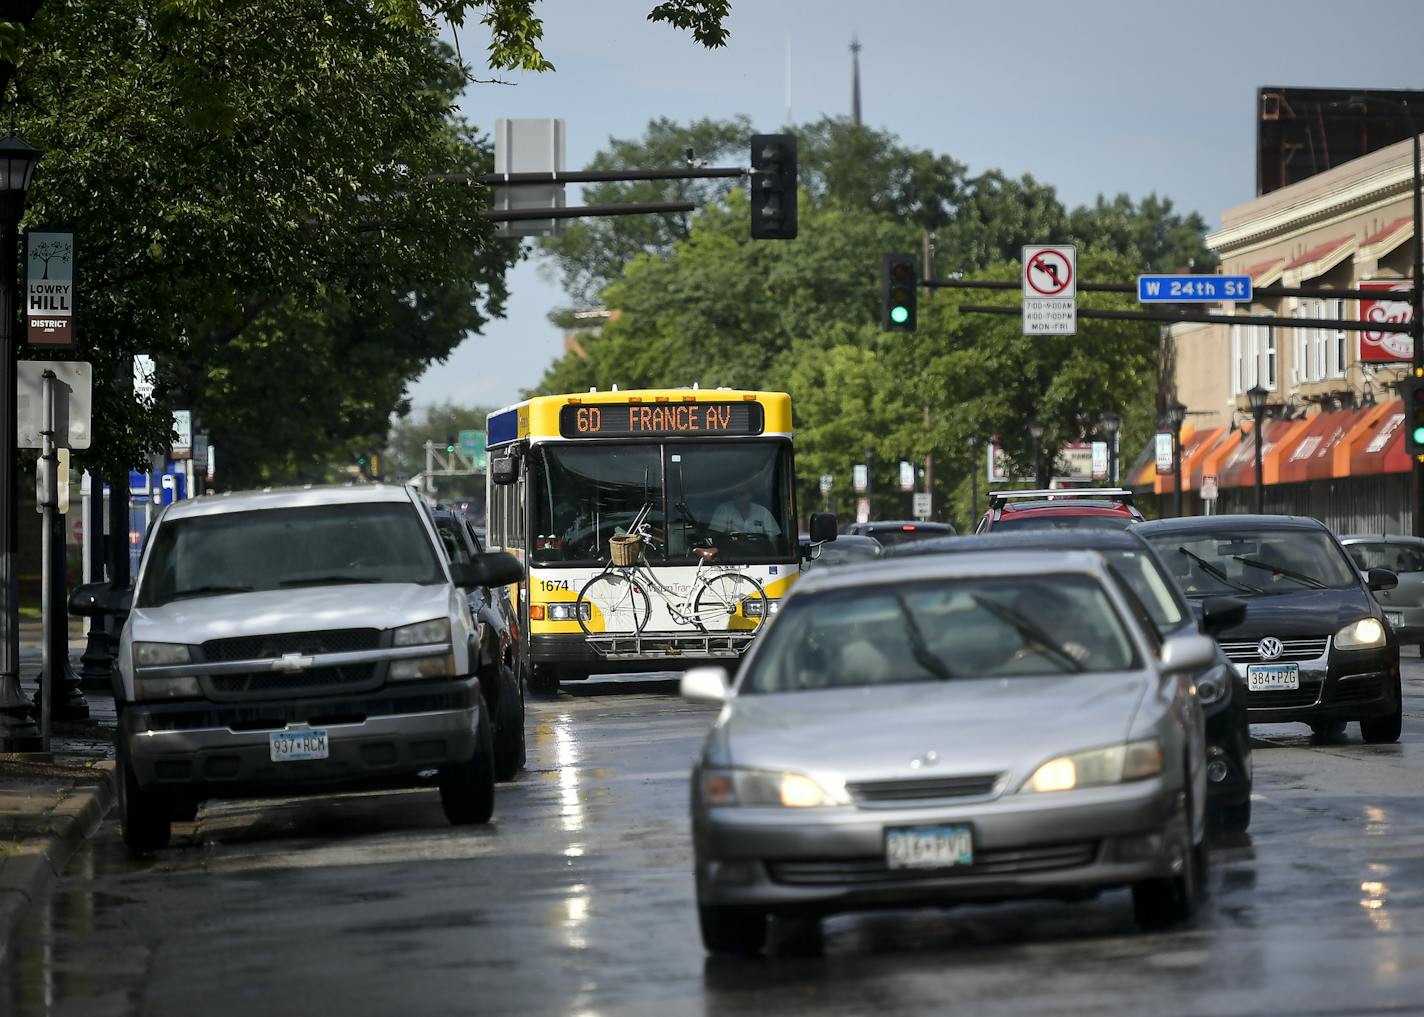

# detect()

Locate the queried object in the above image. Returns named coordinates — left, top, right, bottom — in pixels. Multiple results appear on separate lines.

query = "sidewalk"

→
left=0, top=654, right=118, bottom=959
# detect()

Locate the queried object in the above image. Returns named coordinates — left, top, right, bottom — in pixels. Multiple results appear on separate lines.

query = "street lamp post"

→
left=1167, top=401, right=1187, bottom=518
left=0, top=128, right=43, bottom=749
left=1247, top=385, right=1269, bottom=514
left=1027, top=419, right=1044, bottom=487
left=1100, top=411, right=1121, bottom=486
left=863, top=446, right=874, bottom=522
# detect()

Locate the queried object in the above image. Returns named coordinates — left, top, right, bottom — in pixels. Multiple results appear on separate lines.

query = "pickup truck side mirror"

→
left=450, top=552, right=523, bottom=589
left=69, top=582, right=133, bottom=617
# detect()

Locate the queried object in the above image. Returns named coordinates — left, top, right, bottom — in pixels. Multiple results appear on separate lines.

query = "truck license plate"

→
left=1246, top=663, right=1299, bottom=692
left=885, top=824, right=974, bottom=870
left=269, top=728, right=329, bottom=762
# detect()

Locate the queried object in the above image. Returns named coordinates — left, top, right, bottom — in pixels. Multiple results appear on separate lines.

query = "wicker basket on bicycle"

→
left=609, top=533, right=643, bottom=567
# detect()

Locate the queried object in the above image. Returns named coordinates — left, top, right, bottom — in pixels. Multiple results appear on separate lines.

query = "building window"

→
left=1263, top=324, right=1277, bottom=390
left=1310, top=299, right=1328, bottom=382
left=1291, top=306, right=1309, bottom=386
left=1329, top=297, right=1346, bottom=378
left=1231, top=323, right=1243, bottom=395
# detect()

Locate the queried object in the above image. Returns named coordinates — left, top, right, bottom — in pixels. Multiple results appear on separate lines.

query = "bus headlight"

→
left=546, top=603, right=592, bottom=622
left=742, top=599, right=780, bottom=618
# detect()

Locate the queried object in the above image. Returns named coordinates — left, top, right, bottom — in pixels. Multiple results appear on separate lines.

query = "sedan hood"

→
left=717, top=673, right=1151, bottom=787
left=1207, top=587, right=1376, bottom=641
left=130, top=583, right=451, bottom=644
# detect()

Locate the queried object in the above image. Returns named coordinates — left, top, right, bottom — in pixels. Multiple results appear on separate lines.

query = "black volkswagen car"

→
left=1136, top=516, right=1401, bottom=744
left=891, top=529, right=1254, bottom=833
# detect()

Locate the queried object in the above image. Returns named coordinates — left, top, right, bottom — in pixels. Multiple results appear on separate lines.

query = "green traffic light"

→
left=1413, top=426, right=1424, bottom=445
left=890, top=306, right=909, bottom=324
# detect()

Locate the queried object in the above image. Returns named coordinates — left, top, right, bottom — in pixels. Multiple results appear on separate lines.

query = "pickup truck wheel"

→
left=492, top=662, right=526, bottom=781
left=439, top=708, right=495, bottom=825
left=118, top=738, right=171, bottom=855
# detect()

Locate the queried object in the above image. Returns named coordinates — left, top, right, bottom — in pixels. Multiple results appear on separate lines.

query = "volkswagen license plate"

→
left=1386, top=610, right=1404, bottom=628
left=885, top=824, right=973, bottom=870
left=1246, top=663, right=1299, bottom=692
left=269, top=728, right=329, bottom=762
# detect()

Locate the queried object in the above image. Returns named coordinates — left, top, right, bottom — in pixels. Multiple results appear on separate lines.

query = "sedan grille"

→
left=767, top=842, right=1098, bottom=886
left=202, top=628, right=382, bottom=663
left=1245, top=681, right=1323, bottom=710
left=847, top=774, right=1000, bottom=804
left=1219, top=637, right=1328, bottom=664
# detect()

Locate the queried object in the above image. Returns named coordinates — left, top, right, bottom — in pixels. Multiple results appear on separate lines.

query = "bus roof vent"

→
left=611, top=383, right=619, bottom=392
left=589, top=386, right=597, bottom=393
left=692, top=382, right=699, bottom=389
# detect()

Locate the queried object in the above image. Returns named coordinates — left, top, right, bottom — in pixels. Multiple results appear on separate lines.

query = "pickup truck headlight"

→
left=700, top=767, right=849, bottom=808
left=133, top=642, right=192, bottom=667
left=1335, top=617, right=1386, bottom=651
left=1022, top=739, right=1164, bottom=793
left=389, top=655, right=456, bottom=681
left=392, top=618, right=451, bottom=647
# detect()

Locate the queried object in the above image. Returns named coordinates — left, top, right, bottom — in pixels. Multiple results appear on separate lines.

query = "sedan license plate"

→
left=1386, top=610, right=1404, bottom=628
left=885, top=824, right=973, bottom=870
left=1246, top=663, right=1299, bottom=692
left=269, top=729, right=329, bottom=762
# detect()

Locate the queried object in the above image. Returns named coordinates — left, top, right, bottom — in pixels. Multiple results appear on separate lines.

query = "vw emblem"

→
left=1257, top=637, right=1284, bottom=661
left=909, top=750, right=939, bottom=770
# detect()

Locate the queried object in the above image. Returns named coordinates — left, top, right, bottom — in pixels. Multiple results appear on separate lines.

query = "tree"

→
left=1069, top=193, right=1217, bottom=273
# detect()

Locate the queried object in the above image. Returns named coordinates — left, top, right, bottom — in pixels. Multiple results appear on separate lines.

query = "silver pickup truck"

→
left=75, top=484, right=523, bottom=854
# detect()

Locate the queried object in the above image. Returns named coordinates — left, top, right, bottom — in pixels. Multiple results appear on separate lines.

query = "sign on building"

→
left=26, top=229, right=75, bottom=346
left=1021, top=244, right=1076, bottom=336
left=1360, top=281, right=1412, bottom=362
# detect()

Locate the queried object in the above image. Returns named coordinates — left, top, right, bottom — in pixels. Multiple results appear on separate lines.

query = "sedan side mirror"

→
left=450, top=552, right=523, bottom=589
left=69, top=582, right=133, bottom=617
left=1368, top=568, right=1399, bottom=593
left=808, top=512, right=838, bottom=544
left=1160, top=634, right=1217, bottom=675
left=1199, top=596, right=1247, bottom=637
left=681, top=666, right=731, bottom=704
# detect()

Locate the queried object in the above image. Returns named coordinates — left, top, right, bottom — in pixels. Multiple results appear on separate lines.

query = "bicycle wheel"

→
left=691, top=572, right=768, bottom=634
left=577, top=571, right=651, bottom=637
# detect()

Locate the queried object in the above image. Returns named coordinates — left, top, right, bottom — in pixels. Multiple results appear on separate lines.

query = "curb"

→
left=0, top=761, right=117, bottom=960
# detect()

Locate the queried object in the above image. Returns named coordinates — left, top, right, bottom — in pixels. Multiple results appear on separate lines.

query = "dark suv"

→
left=1136, top=515, right=1401, bottom=743
left=977, top=488, right=1143, bottom=533
left=893, top=529, right=1253, bottom=833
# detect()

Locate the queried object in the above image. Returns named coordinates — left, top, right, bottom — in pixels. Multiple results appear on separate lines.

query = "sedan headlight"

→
left=741, top=599, right=780, bottom=619
left=392, top=618, right=451, bottom=647
left=133, top=641, right=192, bottom=667
left=1194, top=666, right=1229, bottom=707
left=1022, top=739, right=1164, bottom=793
left=700, top=768, right=849, bottom=808
left=1335, top=617, right=1386, bottom=651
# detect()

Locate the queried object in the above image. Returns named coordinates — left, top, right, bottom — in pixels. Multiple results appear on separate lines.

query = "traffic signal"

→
left=1405, top=369, right=1424, bottom=460
left=750, top=133, right=797, bottom=240
left=445, top=434, right=457, bottom=454
left=882, top=253, right=918, bottom=332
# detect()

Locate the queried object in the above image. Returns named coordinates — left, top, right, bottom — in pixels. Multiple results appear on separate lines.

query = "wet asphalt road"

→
left=5, top=664, right=1424, bottom=1017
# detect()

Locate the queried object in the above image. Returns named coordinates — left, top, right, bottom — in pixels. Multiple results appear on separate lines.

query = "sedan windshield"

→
left=741, top=574, right=1138, bottom=694
left=138, top=503, right=444, bottom=607
left=1140, top=528, right=1359, bottom=598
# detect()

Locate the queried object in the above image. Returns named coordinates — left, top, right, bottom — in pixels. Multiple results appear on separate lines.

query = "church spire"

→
left=850, top=35, right=862, bottom=126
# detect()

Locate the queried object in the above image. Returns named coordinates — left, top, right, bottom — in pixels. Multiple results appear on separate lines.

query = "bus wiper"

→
left=1231, top=556, right=1327, bottom=590
left=1176, top=547, right=1262, bottom=594
left=970, top=595, right=1085, bottom=672
left=278, top=575, right=383, bottom=587
left=894, top=594, right=956, bottom=681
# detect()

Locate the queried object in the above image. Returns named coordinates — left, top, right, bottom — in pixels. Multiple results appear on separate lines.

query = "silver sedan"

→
left=682, top=550, right=1213, bottom=955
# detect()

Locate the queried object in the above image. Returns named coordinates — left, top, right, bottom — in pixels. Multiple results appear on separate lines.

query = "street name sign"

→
left=17, top=360, right=91, bottom=449
left=26, top=230, right=75, bottom=346
left=1138, top=275, right=1252, bottom=303
left=1022, top=244, right=1076, bottom=335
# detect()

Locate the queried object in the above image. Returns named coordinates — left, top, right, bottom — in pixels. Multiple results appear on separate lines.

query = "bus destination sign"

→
left=560, top=401, right=764, bottom=439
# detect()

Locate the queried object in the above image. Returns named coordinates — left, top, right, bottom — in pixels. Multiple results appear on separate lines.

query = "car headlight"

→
left=133, top=641, right=192, bottom=667
left=1022, top=738, right=1164, bottom=793
left=545, top=603, right=591, bottom=623
left=133, top=675, right=202, bottom=701
left=699, top=767, right=849, bottom=807
left=392, top=618, right=451, bottom=647
left=1195, top=666, right=1229, bottom=707
left=742, top=599, right=780, bottom=619
left=389, top=654, right=457, bottom=681
left=1335, top=617, right=1386, bottom=651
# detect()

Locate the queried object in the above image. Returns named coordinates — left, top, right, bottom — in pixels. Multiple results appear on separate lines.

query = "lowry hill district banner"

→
left=26, top=229, right=75, bottom=346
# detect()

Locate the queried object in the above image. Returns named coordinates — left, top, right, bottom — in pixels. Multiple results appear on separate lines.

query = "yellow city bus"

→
left=486, top=388, right=829, bottom=693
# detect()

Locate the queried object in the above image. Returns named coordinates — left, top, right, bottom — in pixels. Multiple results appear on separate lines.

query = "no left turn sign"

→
left=1021, top=244, right=1077, bottom=335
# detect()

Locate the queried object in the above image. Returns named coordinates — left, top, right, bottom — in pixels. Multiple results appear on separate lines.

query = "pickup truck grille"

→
left=202, top=629, right=382, bottom=663
left=205, top=664, right=381, bottom=701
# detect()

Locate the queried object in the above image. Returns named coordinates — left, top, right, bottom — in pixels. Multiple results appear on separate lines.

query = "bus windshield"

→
left=531, top=441, right=794, bottom=566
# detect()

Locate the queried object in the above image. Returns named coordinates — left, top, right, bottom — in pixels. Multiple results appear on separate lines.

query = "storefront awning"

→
left=1347, top=401, right=1408, bottom=477
left=1361, top=216, right=1413, bottom=261
left=1274, top=408, right=1362, bottom=485
left=1241, top=257, right=1286, bottom=288
left=1154, top=425, right=1230, bottom=494
left=1218, top=420, right=1297, bottom=489
left=1283, top=234, right=1355, bottom=281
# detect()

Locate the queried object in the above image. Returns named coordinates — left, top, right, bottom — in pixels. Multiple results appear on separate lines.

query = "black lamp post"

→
left=1027, top=419, right=1044, bottom=487
left=0, top=127, right=43, bottom=749
left=1166, top=401, right=1187, bottom=517
left=1099, top=411, right=1121, bottom=485
left=1247, top=385, right=1269, bottom=514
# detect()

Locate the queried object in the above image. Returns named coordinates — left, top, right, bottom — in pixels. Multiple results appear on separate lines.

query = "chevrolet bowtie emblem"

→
left=273, top=652, right=315, bottom=673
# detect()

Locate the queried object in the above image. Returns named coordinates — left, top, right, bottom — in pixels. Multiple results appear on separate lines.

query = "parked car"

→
left=844, top=520, right=956, bottom=547
left=976, top=488, right=1143, bottom=533
left=802, top=533, right=883, bottom=569
left=74, top=485, right=524, bottom=854
left=893, top=530, right=1252, bottom=833
left=1136, top=515, right=1401, bottom=743
left=1340, top=534, right=1424, bottom=654
left=682, top=550, right=1212, bottom=955
left=432, top=505, right=527, bottom=780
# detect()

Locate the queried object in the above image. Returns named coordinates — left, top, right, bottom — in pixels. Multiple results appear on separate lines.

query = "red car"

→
left=976, top=488, right=1143, bottom=533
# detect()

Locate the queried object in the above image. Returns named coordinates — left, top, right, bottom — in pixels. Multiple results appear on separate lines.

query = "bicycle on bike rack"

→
left=575, top=503, right=769, bottom=657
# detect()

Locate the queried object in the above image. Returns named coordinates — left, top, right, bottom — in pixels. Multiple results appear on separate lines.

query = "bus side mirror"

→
left=491, top=456, right=518, bottom=486
left=808, top=512, right=838, bottom=544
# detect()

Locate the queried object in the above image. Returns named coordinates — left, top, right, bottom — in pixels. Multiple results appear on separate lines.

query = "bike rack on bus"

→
left=583, top=629, right=757, bottom=661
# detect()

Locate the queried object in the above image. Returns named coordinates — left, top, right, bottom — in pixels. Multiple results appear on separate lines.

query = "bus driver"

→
left=709, top=482, right=782, bottom=539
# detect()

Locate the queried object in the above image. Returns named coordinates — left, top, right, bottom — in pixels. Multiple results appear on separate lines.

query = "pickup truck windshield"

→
left=138, top=502, right=444, bottom=607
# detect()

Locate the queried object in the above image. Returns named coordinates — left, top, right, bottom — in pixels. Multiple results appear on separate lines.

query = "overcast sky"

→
left=406, top=0, right=1424, bottom=412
